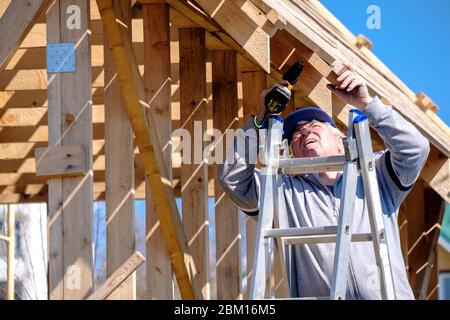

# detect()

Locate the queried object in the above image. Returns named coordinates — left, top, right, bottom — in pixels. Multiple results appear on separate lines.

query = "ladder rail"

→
left=329, top=110, right=360, bottom=300
left=354, top=118, right=396, bottom=299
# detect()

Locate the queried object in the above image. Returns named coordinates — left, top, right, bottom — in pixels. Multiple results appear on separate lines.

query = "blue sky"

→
left=321, top=0, right=450, bottom=126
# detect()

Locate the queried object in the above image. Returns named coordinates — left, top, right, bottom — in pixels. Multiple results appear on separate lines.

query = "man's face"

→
left=291, top=120, right=342, bottom=158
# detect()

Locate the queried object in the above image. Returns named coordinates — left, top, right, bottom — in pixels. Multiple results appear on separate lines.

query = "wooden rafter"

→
left=191, top=0, right=270, bottom=72
left=96, top=0, right=202, bottom=299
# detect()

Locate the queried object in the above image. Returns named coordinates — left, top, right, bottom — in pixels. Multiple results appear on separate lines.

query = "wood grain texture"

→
left=143, top=3, right=174, bottom=300
left=212, top=50, right=241, bottom=300
left=179, top=28, right=209, bottom=299
left=87, top=251, right=145, bottom=300
left=35, top=145, right=87, bottom=178
left=47, top=0, right=94, bottom=300
left=104, top=0, right=136, bottom=300
left=195, top=0, right=270, bottom=72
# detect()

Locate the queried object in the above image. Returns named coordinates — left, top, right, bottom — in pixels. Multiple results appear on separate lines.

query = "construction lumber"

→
left=47, top=0, right=93, bottom=300
left=194, top=0, right=270, bottom=72
left=34, top=145, right=87, bottom=178
left=179, top=28, right=210, bottom=299
left=143, top=3, right=174, bottom=299
left=212, top=50, right=241, bottom=300
left=241, top=70, right=266, bottom=298
left=87, top=251, right=146, bottom=300
left=269, top=29, right=332, bottom=114
left=103, top=0, right=135, bottom=300
left=419, top=196, right=445, bottom=299
left=234, top=0, right=284, bottom=37
left=96, top=0, right=202, bottom=299
left=0, top=0, right=50, bottom=71
left=355, top=34, right=373, bottom=50
left=416, top=92, right=439, bottom=113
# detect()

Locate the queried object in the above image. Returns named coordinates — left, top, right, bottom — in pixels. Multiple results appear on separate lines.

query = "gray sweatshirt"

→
left=217, top=96, right=430, bottom=299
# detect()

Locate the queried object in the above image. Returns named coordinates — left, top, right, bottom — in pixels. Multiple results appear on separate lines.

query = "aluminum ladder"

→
left=249, top=109, right=396, bottom=300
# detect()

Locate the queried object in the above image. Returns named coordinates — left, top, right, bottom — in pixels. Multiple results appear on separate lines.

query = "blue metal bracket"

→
left=46, top=43, right=76, bottom=73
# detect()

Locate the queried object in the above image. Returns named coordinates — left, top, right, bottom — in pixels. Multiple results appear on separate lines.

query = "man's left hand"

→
left=326, top=63, right=373, bottom=109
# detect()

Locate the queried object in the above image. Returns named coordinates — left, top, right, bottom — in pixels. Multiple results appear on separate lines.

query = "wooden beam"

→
left=420, top=194, right=445, bottom=299
left=403, top=181, right=426, bottom=298
left=143, top=3, right=174, bottom=299
left=87, top=251, right=146, bottom=300
left=212, top=50, right=241, bottom=300
left=179, top=28, right=210, bottom=299
left=0, top=0, right=50, bottom=70
left=421, top=145, right=450, bottom=204
left=47, top=0, right=93, bottom=300
left=241, top=70, right=266, bottom=298
left=194, top=0, right=270, bottom=72
left=269, top=29, right=332, bottom=114
left=355, top=34, right=373, bottom=51
left=103, top=0, right=135, bottom=300
left=34, top=145, right=88, bottom=178
left=96, top=0, right=202, bottom=299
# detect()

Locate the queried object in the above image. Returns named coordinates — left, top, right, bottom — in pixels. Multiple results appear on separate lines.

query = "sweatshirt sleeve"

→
left=363, top=96, right=430, bottom=208
left=216, top=119, right=261, bottom=215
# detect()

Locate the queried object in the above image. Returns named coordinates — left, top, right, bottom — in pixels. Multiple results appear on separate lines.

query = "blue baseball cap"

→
left=283, top=107, right=336, bottom=143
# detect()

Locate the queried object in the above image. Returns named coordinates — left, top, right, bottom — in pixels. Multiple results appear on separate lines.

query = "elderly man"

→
left=217, top=64, right=430, bottom=299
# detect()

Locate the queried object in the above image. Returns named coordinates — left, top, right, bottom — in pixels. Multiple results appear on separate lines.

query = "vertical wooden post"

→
left=47, top=0, right=93, bottom=299
left=104, top=0, right=135, bottom=300
left=241, top=70, right=266, bottom=299
left=212, top=50, right=241, bottom=300
left=143, top=3, right=174, bottom=299
left=179, top=28, right=209, bottom=299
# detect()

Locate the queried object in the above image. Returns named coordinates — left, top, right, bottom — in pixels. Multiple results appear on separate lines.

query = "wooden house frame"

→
left=0, top=0, right=448, bottom=300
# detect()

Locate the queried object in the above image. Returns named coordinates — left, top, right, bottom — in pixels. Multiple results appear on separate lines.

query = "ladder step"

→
left=265, top=226, right=338, bottom=238
left=270, top=155, right=345, bottom=174
left=284, top=233, right=372, bottom=245
left=264, top=226, right=372, bottom=245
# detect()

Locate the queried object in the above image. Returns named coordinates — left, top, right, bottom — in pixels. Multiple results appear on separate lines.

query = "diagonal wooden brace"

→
left=96, top=0, right=202, bottom=299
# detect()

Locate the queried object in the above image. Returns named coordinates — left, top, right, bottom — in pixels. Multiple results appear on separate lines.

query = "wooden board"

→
left=212, top=50, right=241, bottom=300
left=87, top=251, right=145, bottom=300
left=104, top=0, right=135, bottom=300
left=143, top=3, right=174, bottom=300
left=241, top=70, right=266, bottom=298
left=195, top=0, right=270, bottom=72
left=47, top=0, right=93, bottom=300
left=179, top=28, right=210, bottom=300
left=35, top=145, right=87, bottom=178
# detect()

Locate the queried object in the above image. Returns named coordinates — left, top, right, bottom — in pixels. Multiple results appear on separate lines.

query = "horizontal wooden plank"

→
left=35, top=145, right=88, bottom=178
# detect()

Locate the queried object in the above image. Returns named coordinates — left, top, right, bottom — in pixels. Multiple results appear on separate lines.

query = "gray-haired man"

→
left=217, top=64, right=430, bottom=299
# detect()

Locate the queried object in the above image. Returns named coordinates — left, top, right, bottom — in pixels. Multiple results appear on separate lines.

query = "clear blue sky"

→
left=321, top=0, right=450, bottom=126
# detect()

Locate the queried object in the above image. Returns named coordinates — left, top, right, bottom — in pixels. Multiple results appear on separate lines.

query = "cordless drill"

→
left=265, top=61, right=304, bottom=114
left=253, top=61, right=304, bottom=128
